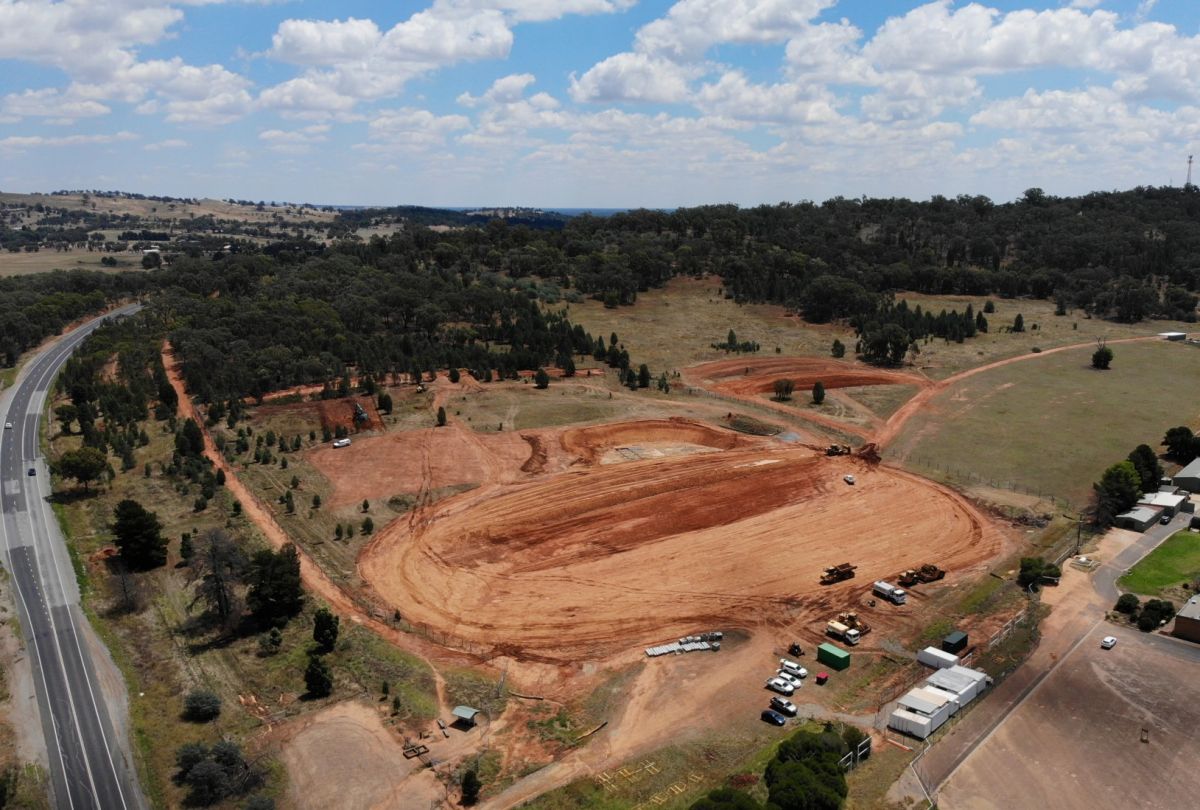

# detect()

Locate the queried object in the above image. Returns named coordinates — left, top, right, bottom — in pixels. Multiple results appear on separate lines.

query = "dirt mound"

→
left=316, top=396, right=384, bottom=434
left=359, top=447, right=1001, bottom=662
left=560, top=417, right=759, bottom=464
left=688, top=356, right=929, bottom=396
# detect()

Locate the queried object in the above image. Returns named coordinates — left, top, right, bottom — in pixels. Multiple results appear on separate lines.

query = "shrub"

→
left=1115, top=593, right=1140, bottom=614
left=183, top=689, right=222, bottom=722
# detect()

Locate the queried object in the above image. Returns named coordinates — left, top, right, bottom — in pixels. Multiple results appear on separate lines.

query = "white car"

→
left=3, top=422, right=11, bottom=429
left=1101, top=636, right=1117, bottom=650
left=779, top=659, right=808, bottom=679
left=765, top=677, right=795, bottom=696
left=332, top=438, right=351, bottom=448
left=770, top=696, right=798, bottom=716
left=776, top=671, right=803, bottom=689
left=843, top=474, right=856, bottom=485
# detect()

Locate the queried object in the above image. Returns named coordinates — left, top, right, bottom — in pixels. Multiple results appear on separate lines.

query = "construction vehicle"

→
left=873, top=580, right=908, bottom=605
left=825, top=444, right=853, bottom=456
left=825, top=620, right=861, bottom=645
left=836, top=611, right=871, bottom=637
left=898, top=564, right=946, bottom=587
left=352, top=402, right=369, bottom=425
left=820, top=563, right=857, bottom=585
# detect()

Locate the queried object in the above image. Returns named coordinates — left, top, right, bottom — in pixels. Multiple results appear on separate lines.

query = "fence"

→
left=903, top=453, right=1076, bottom=513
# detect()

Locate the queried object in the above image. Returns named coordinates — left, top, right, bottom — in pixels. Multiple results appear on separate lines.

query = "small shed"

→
left=1116, top=506, right=1161, bottom=532
left=451, top=706, right=481, bottom=727
left=942, top=630, right=968, bottom=654
left=1173, top=458, right=1200, bottom=494
left=1173, top=595, right=1200, bottom=644
left=816, top=642, right=850, bottom=671
left=1159, top=332, right=1187, bottom=341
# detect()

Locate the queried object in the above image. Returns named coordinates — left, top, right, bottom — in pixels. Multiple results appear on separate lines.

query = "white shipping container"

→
left=888, top=708, right=934, bottom=739
left=917, top=647, right=960, bottom=669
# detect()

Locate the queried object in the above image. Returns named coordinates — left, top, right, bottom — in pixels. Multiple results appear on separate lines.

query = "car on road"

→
left=770, top=696, right=798, bottom=716
left=761, top=709, right=787, bottom=726
left=4, top=421, right=11, bottom=429
left=1161, top=514, right=1172, bottom=525
left=776, top=671, right=802, bottom=689
left=1101, top=636, right=1117, bottom=649
left=843, top=474, right=856, bottom=485
left=332, top=438, right=352, bottom=448
left=765, top=677, right=795, bottom=696
left=27, top=468, right=35, bottom=476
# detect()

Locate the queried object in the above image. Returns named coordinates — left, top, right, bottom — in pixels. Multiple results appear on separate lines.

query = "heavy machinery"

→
left=820, top=562, right=857, bottom=585
left=898, top=564, right=946, bottom=587
left=825, top=444, right=853, bottom=456
left=825, top=620, right=861, bottom=645
left=836, top=611, right=871, bottom=637
left=352, top=401, right=369, bottom=426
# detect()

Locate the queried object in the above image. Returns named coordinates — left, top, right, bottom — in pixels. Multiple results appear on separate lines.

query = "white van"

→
left=332, top=438, right=351, bottom=448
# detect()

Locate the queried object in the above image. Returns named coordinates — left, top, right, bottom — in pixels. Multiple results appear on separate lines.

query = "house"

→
left=1173, top=595, right=1200, bottom=643
left=1137, top=491, right=1189, bottom=519
left=1116, top=506, right=1163, bottom=532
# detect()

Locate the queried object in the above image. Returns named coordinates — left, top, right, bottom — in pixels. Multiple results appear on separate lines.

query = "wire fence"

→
left=903, top=453, right=1077, bottom=514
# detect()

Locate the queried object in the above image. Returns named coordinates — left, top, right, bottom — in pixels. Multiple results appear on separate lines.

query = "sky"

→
left=0, top=0, right=1198, bottom=208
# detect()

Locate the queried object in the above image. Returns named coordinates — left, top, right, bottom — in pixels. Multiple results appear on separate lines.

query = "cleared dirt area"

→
left=939, top=624, right=1200, bottom=810
left=315, top=395, right=384, bottom=433
left=687, top=356, right=929, bottom=397
left=359, top=419, right=1001, bottom=666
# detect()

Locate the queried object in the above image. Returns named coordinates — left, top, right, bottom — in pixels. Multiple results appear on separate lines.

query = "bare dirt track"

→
left=359, top=419, right=1001, bottom=665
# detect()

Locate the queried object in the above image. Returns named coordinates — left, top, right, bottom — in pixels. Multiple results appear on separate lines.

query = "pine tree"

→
left=304, top=655, right=333, bottom=698
left=313, top=607, right=339, bottom=652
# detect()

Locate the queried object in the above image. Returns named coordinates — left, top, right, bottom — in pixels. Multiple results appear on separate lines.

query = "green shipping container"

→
left=817, top=642, right=851, bottom=671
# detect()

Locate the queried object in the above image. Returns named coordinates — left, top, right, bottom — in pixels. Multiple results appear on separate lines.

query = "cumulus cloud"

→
left=0, top=130, right=137, bottom=152
left=569, top=53, right=703, bottom=103
left=144, top=138, right=188, bottom=151
left=0, top=88, right=110, bottom=123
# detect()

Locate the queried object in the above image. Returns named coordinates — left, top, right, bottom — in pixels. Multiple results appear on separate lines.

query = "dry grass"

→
left=0, top=250, right=139, bottom=277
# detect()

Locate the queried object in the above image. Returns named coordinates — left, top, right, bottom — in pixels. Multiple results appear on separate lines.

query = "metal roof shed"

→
left=451, top=706, right=481, bottom=727
left=1174, top=458, right=1200, bottom=493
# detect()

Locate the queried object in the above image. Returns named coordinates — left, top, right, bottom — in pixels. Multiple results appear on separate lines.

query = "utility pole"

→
left=1188, top=155, right=1194, bottom=188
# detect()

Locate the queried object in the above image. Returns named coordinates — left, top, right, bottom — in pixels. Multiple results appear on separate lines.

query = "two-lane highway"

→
left=0, top=306, right=144, bottom=810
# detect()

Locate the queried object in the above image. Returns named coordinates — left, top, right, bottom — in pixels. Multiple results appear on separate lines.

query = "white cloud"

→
left=259, top=124, right=331, bottom=154
left=0, top=88, right=110, bottom=123
left=144, top=138, right=188, bottom=151
left=458, top=73, right=537, bottom=107
left=0, top=130, right=137, bottom=152
left=269, top=17, right=383, bottom=65
left=359, top=108, right=472, bottom=152
left=569, top=53, right=703, bottom=103
left=634, top=0, right=835, bottom=61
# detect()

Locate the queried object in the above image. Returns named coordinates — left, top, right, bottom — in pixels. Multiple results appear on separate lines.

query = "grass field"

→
left=889, top=340, right=1200, bottom=508
left=450, top=381, right=676, bottom=432
left=566, top=275, right=853, bottom=375
left=1118, top=530, right=1200, bottom=596
left=894, top=294, right=1195, bottom=379
left=0, top=250, right=139, bottom=276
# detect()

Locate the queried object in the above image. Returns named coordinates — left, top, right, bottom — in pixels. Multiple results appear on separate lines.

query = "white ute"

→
left=765, top=677, right=795, bottom=696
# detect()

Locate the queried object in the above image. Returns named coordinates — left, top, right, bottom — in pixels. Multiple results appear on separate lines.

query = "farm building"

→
left=1173, top=458, right=1200, bottom=494
left=1173, top=596, right=1200, bottom=644
left=1116, top=506, right=1162, bottom=532
left=1138, top=491, right=1190, bottom=518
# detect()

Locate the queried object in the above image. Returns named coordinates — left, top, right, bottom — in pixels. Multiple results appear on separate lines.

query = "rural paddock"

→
left=356, top=418, right=1003, bottom=667
left=939, top=624, right=1200, bottom=810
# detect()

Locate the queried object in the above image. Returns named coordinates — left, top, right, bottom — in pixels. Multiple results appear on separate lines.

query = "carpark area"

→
left=939, top=624, right=1200, bottom=810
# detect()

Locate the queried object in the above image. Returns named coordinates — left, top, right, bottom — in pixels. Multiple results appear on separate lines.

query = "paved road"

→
left=0, top=306, right=143, bottom=810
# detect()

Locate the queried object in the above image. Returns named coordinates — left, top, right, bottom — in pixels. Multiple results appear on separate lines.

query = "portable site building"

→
left=917, top=647, right=959, bottom=669
left=817, top=643, right=851, bottom=671
left=889, top=687, right=957, bottom=739
left=942, top=630, right=968, bottom=654
left=924, top=666, right=989, bottom=707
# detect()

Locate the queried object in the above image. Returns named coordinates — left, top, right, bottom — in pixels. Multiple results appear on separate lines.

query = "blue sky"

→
left=0, top=0, right=1197, bottom=207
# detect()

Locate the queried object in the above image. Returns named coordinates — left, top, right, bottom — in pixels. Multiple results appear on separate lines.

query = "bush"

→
left=462, top=769, right=481, bottom=806
left=305, top=655, right=333, bottom=697
left=1115, top=593, right=1140, bottom=614
left=183, top=689, right=222, bottom=722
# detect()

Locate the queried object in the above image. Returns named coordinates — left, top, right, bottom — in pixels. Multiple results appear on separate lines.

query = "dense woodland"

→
left=3, top=186, right=1200, bottom=403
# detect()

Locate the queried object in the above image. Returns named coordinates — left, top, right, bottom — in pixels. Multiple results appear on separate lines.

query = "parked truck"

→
left=825, top=620, right=862, bottom=645
left=836, top=611, right=871, bottom=637
left=820, top=563, right=858, bottom=585
left=898, top=564, right=946, bottom=587
left=873, top=580, right=908, bottom=605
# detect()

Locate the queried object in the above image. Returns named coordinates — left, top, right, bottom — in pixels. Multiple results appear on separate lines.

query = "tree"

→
left=362, top=498, right=370, bottom=513
left=1127, top=444, right=1163, bottom=492
left=637, top=364, right=651, bottom=388
left=183, top=689, right=222, bottom=722
left=54, top=403, right=78, bottom=434
left=830, top=339, right=845, bottom=359
left=246, top=544, right=303, bottom=626
left=812, top=381, right=825, bottom=404
left=1163, top=426, right=1196, bottom=461
left=449, top=367, right=461, bottom=384
left=304, top=655, right=333, bottom=698
left=178, top=418, right=205, bottom=456
left=378, top=392, right=393, bottom=415
left=312, top=493, right=321, bottom=509
left=437, top=406, right=447, bottom=426
left=1017, top=557, right=1061, bottom=589
left=861, top=323, right=910, bottom=365
left=1093, top=460, right=1142, bottom=527
left=112, top=499, right=167, bottom=570
left=1115, top=593, right=1140, bottom=614
left=313, top=607, right=339, bottom=652
left=562, top=356, right=576, bottom=377
left=182, top=759, right=230, bottom=806
left=187, top=529, right=246, bottom=628
left=1092, top=344, right=1113, bottom=369
left=180, top=532, right=194, bottom=563
left=975, top=312, right=988, bottom=333
left=53, top=446, right=107, bottom=490
left=984, top=300, right=995, bottom=314
left=461, top=769, right=481, bottom=806
left=362, top=516, right=374, bottom=535
left=1012, top=313, right=1025, bottom=333
left=284, top=490, right=295, bottom=514
left=773, top=379, right=795, bottom=401
left=534, top=368, right=550, bottom=389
